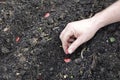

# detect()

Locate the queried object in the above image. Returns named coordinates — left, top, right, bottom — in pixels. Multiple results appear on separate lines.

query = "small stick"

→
left=81, top=47, right=86, bottom=59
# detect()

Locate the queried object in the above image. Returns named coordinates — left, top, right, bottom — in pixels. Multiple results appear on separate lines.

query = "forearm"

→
left=93, top=0, right=120, bottom=29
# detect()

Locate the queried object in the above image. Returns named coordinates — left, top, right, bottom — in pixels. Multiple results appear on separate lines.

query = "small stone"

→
left=1, top=47, right=10, bottom=53
left=59, top=13, right=65, bottom=19
left=79, top=70, right=83, bottom=75
left=70, top=75, right=74, bottom=78
left=63, top=74, right=68, bottom=78
left=47, top=17, right=54, bottom=24
left=74, top=58, right=82, bottom=65
left=3, top=27, right=9, bottom=32
left=49, top=67, right=54, bottom=71
left=16, top=73, right=20, bottom=76
left=29, top=38, right=38, bottom=46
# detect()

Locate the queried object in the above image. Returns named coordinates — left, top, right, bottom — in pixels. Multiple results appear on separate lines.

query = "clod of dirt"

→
left=29, top=38, right=38, bottom=46
left=19, top=56, right=26, bottom=63
left=49, top=67, right=54, bottom=71
left=1, top=46, right=10, bottom=54
left=47, top=17, right=54, bottom=24
left=74, top=58, right=82, bottom=65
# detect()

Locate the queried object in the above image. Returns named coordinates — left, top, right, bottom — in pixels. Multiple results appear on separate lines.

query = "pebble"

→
left=59, top=13, right=65, bottom=19
left=49, top=67, right=54, bottom=71
left=3, top=27, right=9, bottom=32
left=63, top=74, right=68, bottom=78
left=47, top=17, right=54, bottom=24
left=16, top=73, right=20, bottom=76
left=74, top=58, right=82, bottom=65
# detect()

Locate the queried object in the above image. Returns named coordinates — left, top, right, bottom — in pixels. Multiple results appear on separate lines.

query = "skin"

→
left=60, top=0, right=120, bottom=54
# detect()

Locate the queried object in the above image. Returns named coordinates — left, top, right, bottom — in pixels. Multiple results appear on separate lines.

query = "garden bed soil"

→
left=0, top=0, right=120, bottom=80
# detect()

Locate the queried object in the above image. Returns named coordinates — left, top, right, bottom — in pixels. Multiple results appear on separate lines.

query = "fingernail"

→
left=68, top=48, right=73, bottom=54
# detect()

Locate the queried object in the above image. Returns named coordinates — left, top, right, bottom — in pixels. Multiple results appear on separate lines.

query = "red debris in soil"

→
left=16, top=37, right=20, bottom=42
left=64, top=58, right=71, bottom=63
left=44, top=12, right=50, bottom=18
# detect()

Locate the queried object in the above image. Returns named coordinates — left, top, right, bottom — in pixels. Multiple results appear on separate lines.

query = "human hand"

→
left=60, top=18, right=102, bottom=54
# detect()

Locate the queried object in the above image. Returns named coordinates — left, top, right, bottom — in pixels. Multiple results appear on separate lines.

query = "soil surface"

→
left=0, top=0, right=120, bottom=80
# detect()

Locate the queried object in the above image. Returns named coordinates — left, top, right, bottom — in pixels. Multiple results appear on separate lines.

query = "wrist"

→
left=91, top=12, right=108, bottom=29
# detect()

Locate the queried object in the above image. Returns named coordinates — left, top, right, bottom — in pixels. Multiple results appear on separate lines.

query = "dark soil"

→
left=0, top=0, right=120, bottom=80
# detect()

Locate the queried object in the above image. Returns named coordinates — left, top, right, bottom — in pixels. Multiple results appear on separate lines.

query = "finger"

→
left=68, top=36, right=84, bottom=54
left=59, top=29, right=65, bottom=40
left=62, top=42, right=71, bottom=54
left=62, top=44, right=68, bottom=53
left=62, top=32, right=72, bottom=52
left=59, top=23, right=72, bottom=40
left=61, top=30, right=73, bottom=54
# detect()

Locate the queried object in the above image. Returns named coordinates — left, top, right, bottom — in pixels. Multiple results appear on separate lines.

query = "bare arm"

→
left=94, top=0, right=120, bottom=29
left=60, top=1, right=120, bottom=54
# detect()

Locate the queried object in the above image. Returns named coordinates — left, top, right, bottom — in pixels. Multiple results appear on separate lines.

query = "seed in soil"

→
left=64, top=58, right=71, bottom=63
left=44, top=12, right=50, bottom=18
left=16, top=37, right=20, bottom=42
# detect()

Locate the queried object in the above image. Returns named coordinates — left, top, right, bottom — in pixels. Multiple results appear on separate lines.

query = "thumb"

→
left=68, top=37, right=83, bottom=54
